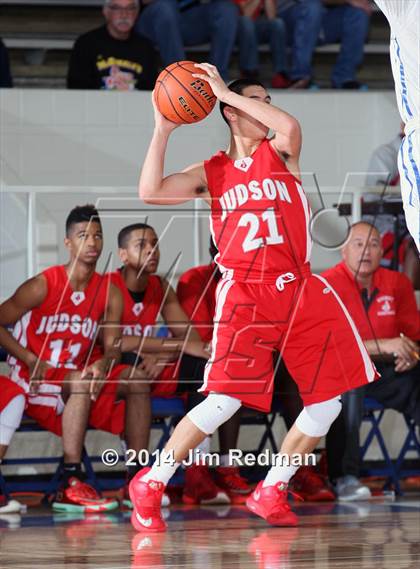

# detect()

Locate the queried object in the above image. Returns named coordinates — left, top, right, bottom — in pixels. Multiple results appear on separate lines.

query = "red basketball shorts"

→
left=1, top=364, right=130, bottom=436
left=201, top=273, right=379, bottom=412
left=151, top=362, right=179, bottom=397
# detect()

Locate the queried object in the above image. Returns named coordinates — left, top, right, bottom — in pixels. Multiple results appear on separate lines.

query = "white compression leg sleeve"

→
left=262, top=397, right=342, bottom=488
left=295, top=396, right=342, bottom=437
left=187, top=393, right=242, bottom=435
left=141, top=394, right=242, bottom=486
left=0, top=395, right=25, bottom=445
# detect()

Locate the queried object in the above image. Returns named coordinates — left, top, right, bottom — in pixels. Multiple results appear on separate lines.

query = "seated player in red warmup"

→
left=0, top=205, right=149, bottom=514
left=129, top=65, right=379, bottom=532
left=109, top=222, right=212, bottom=506
left=322, top=221, right=420, bottom=500
left=177, top=238, right=252, bottom=504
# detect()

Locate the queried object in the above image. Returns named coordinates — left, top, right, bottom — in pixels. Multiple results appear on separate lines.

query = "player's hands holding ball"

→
left=192, top=63, right=230, bottom=103
left=151, top=89, right=179, bottom=134
left=154, top=60, right=217, bottom=125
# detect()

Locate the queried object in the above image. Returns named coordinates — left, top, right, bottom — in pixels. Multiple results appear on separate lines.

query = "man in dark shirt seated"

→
left=67, top=0, right=158, bottom=90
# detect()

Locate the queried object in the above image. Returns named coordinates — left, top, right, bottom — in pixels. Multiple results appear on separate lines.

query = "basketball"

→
left=155, top=61, right=216, bottom=124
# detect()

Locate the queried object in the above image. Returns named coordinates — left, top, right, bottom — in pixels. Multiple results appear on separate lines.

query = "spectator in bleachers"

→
left=320, top=0, right=372, bottom=89
left=322, top=221, right=420, bottom=500
left=67, top=0, right=158, bottom=90
left=277, top=0, right=371, bottom=89
left=277, top=0, right=322, bottom=88
left=0, top=38, right=13, bottom=88
left=234, top=0, right=289, bottom=88
left=135, top=0, right=239, bottom=80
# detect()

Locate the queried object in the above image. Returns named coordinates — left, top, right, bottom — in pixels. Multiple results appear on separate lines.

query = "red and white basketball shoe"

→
left=129, top=467, right=167, bottom=532
left=246, top=481, right=298, bottom=526
left=290, top=466, right=335, bottom=502
left=214, top=466, right=252, bottom=504
left=122, top=482, right=171, bottom=509
left=52, top=477, right=119, bottom=513
left=182, top=464, right=230, bottom=505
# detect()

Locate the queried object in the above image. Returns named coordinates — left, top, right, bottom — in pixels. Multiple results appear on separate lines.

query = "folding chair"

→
left=395, top=414, right=420, bottom=479
left=360, top=397, right=401, bottom=494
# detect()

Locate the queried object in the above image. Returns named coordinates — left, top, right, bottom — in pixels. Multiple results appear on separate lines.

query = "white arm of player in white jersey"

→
left=375, top=0, right=417, bottom=22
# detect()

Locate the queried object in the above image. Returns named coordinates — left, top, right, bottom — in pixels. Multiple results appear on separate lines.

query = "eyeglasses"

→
left=107, top=4, right=138, bottom=13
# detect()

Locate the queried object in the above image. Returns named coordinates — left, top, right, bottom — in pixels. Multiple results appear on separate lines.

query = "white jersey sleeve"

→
left=376, top=0, right=420, bottom=125
left=375, top=0, right=416, bottom=21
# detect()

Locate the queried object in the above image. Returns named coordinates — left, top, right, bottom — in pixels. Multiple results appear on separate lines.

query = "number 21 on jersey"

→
left=239, top=207, right=284, bottom=253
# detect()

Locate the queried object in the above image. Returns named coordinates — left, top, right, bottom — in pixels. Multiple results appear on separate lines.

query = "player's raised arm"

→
left=193, top=63, right=302, bottom=165
left=139, top=93, right=209, bottom=206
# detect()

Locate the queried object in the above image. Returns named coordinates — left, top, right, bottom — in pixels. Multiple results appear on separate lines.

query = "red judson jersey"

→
left=204, top=138, right=312, bottom=279
left=110, top=271, right=164, bottom=337
left=8, top=265, right=110, bottom=384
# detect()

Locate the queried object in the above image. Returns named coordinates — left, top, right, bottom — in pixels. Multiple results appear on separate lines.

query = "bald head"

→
left=342, top=222, right=383, bottom=279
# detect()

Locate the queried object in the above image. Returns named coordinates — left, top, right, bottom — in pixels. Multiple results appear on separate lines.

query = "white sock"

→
left=219, top=454, right=231, bottom=467
left=262, top=464, right=299, bottom=488
left=141, top=451, right=180, bottom=486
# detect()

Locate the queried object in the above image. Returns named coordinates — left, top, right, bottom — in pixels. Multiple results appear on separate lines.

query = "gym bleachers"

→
left=0, top=1, right=393, bottom=87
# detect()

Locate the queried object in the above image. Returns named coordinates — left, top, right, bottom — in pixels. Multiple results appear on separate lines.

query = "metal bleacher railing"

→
left=3, top=184, right=374, bottom=281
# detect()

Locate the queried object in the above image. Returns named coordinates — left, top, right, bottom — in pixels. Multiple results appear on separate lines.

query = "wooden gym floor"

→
left=1, top=498, right=419, bottom=569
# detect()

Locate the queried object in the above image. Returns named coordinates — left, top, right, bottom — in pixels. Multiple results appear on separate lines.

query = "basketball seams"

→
left=155, top=60, right=215, bottom=124
left=176, top=61, right=215, bottom=112
left=156, top=78, right=188, bottom=123
left=166, top=62, right=209, bottom=116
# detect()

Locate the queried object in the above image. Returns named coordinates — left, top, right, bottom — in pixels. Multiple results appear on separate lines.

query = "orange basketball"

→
left=155, top=61, right=216, bottom=124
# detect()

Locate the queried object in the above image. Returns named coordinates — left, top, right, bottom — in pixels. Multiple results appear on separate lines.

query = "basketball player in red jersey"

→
left=177, top=238, right=252, bottom=504
left=0, top=205, right=147, bottom=513
left=129, top=65, right=379, bottom=531
left=111, top=222, right=215, bottom=507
